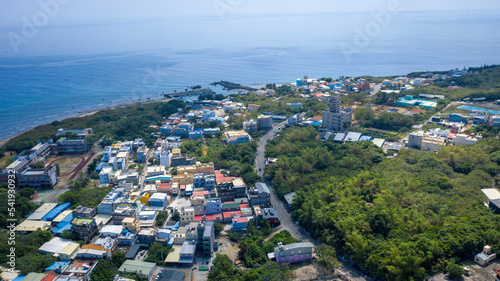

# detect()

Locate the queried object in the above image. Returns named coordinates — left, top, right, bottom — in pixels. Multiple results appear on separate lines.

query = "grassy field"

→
left=50, top=157, right=82, bottom=166
left=441, top=104, right=471, bottom=115
left=0, top=152, right=14, bottom=169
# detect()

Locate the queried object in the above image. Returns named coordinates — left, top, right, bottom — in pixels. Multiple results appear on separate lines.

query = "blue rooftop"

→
left=60, top=212, right=74, bottom=223
left=359, top=136, right=373, bottom=141
left=145, top=175, right=172, bottom=182
left=458, top=105, right=500, bottom=115
left=42, top=203, right=71, bottom=221
left=54, top=222, right=72, bottom=234
left=45, top=260, right=71, bottom=273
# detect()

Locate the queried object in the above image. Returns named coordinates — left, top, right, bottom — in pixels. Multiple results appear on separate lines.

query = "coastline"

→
left=0, top=81, right=266, bottom=148
left=0, top=96, right=172, bottom=149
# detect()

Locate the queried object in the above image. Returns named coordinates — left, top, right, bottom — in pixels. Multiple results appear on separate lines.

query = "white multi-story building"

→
left=180, top=207, right=195, bottom=224
left=322, top=94, right=353, bottom=131
left=452, top=134, right=478, bottom=145
left=243, top=120, right=258, bottom=132
left=99, top=166, right=113, bottom=185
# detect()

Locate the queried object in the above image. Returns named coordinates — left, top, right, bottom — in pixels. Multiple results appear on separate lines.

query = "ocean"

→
left=0, top=10, right=499, bottom=141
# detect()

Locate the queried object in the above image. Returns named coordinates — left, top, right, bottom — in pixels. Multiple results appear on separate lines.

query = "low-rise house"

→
left=148, top=193, right=168, bottom=208
left=99, top=225, right=123, bottom=238
left=136, top=146, right=149, bottom=163
left=333, top=133, right=346, bottom=143
left=262, top=208, right=280, bottom=227
left=156, top=229, right=172, bottom=244
left=59, top=242, right=81, bottom=261
left=158, top=183, right=172, bottom=195
left=489, top=199, right=500, bottom=214
left=271, top=242, right=314, bottom=264
left=146, top=166, right=165, bottom=177
left=283, top=192, right=296, bottom=210
left=196, top=162, right=215, bottom=174
left=118, top=260, right=157, bottom=280
left=421, top=136, right=446, bottom=152
left=492, top=115, right=500, bottom=126
left=179, top=241, right=197, bottom=264
left=452, top=134, right=478, bottom=145
left=15, top=220, right=51, bottom=233
left=173, top=227, right=187, bottom=245
left=137, top=228, right=158, bottom=243
left=189, top=131, right=203, bottom=140
left=321, top=132, right=333, bottom=141
left=39, top=237, right=80, bottom=260
left=205, top=198, right=222, bottom=214
left=475, top=245, right=496, bottom=266
left=248, top=182, right=271, bottom=208
left=138, top=211, right=157, bottom=228
left=191, top=195, right=206, bottom=206
left=172, top=154, right=197, bottom=168
left=172, top=172, right=193, bottom=186
left=223, top=211, right=242, bottom=223
left=373, top=138, right=386, bottom=148
left=112, top=205, right=137, bottom=225
left=345, top=132, right=362, bottom=142
left=224, top=131, right=251, bottom=145
left=56, top=128, right=93, bottom=138
left=45, top=260, right=71, bottom=274
left=232, top=217, right=249, bottom=231
left=449, top=113, right=468, bottom=123
left=481, top=188, right=500, bottom=204
left=59, top=260, right=98, bottom=281
left=222, top=202, right=240, bottom=212
left=288, top=114, right=303, bottom=126
left=76, top=244, right=111, bottom=259
left=99, top=166, right=113, bottom=185
left=248, top=104, right=261, bottom=112
left=241, top=207, right=252, bottom=217
left=117, top=230, right=137, bottom=246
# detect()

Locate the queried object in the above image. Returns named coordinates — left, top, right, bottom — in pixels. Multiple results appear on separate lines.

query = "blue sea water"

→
left=0, top=10, right=499, bottom=141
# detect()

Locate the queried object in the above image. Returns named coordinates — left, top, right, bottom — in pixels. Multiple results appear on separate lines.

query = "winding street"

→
left=255, top=115, right=372, bottom=281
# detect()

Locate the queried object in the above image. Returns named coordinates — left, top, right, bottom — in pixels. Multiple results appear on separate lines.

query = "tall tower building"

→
left=322, top=94, right=353, bottom=131
left=329, top=94, right=341, bottom=113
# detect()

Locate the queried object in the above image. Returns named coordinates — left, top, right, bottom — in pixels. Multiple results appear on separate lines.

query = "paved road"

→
left=255, top=116, right=372, bottom=281
left=369, top=83, right=382, bottom=96
left=138, top=149, right=154, bottom=190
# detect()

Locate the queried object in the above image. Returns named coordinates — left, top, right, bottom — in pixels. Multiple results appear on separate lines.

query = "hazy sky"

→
left=1, top=0, right=500, bottom=26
